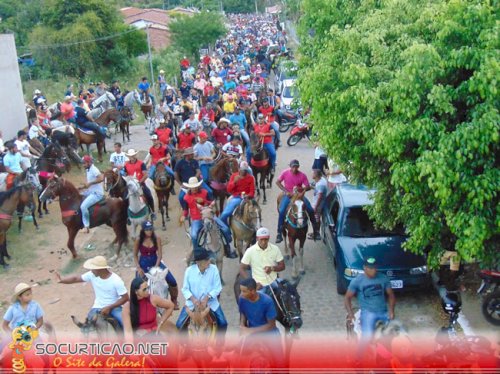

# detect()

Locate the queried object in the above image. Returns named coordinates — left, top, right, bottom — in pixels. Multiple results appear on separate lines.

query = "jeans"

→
left=262, top=143, right=276, bottom=169
left=88, top=306, right=123, bottom=327
left=220, top=196, right=242, bottom=225
left=191, top=218, right=232, bottom=248
left=178, top=182, right=213, bottom=211
left=80, top=192, right=104, bottom=228
left=357, top=310, right=389, bottom=360
left=80, top=121, right=106, bottom=138
left=199, top=163, right=213, bottom=182
left=214, top=216, right=232, bottom=246
left=176, top=305, right=228, bottom=330
left=270, top=121, right=280, bottom=143
left=138, top=255, right=177, bottom=287
left=277, top=194, right=316, bottom=232
left=148, top=164, right=174, bottom=180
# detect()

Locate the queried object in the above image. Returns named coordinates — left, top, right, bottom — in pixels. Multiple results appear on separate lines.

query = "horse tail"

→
left=119, top=202, right=129, bottom=244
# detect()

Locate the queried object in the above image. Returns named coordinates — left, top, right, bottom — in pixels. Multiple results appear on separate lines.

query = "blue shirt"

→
left=138, top=82, right=150, bottom=92
left=174, top=159, right=199, bottom=183
left=348, top=273, right=391, bottom=313
left=238, top=292, right=278, bottom=332
left=182, top=264, right=222, bottom=311
left=223, top=80, right=236, bottom=92
left=3, top=152, right=23, bottom=173
left=229, top=112, right=247, bottom=130
left=3, top=301, right=44, bottom=329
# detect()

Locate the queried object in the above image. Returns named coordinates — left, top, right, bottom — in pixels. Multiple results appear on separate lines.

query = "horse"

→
left=71, top=314, right=121, bottom=340
left=15, top=167, right=43, bottom=233
left=145, top=266, right=170, bottom=315
left=39, top=177, right=128, bottom=259
left=88, top=91, right=116, bottom=120
left=229, top=197, right=261, bottom=258
left=234, top=275, right=303, bottom=335
left=49, top=129, right=83, bottom=167
left=209, top=154, right=239, bottom=215
left=140, top=93, right=155, bottom=130
left=94, top=108, right=121, bottom=129
left=278, top=192, right=309, bottom=278
left=34, top=143, right=69, bottom=217
left=249, top=131, right=273, bottom=204
left=125, top=177, right=150, bottom=240
left=152, top=162, right=173, bottom=230
left=75, top=128, right=105, bottom=163
left=123, top=89, right=142, bottom=110
left=0, top=184, right=35, bottom=267
left=103, top=169, right=127, bottom=199
left=117, top=106, right=132, bottom=143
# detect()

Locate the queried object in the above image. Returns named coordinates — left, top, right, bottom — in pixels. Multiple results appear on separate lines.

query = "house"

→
left=120, top=7, right=171, bottom=50
left=167, top=7, right=200, bottom=17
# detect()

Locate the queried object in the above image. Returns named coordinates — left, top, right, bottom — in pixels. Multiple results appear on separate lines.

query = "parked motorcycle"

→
left=276, top=109, right=299, bottom=132
left=477, top=269, right=500, bottom=326
left=287, top=118, right=310, bottom=146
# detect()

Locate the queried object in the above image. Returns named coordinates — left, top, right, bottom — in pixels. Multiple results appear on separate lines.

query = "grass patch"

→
left=60, top=257, right=86, bottom=275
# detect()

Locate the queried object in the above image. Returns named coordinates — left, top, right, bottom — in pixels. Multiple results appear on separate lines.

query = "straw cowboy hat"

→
left=83, top=255, right=111, bottom=270
left=12, top=283, right=33, bottom=302
left=183, top=176, right=203, bottom=189
left=183, top=147, right=195, bottom=156
left=125, top=149, right=138, bottom=157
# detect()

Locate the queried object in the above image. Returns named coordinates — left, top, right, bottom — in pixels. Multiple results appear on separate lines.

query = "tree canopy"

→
left=169, top=11, right=227, bottom=61
left=297, top=0, right=499, bottom=266
left=25, top=0, right=147, bottom=77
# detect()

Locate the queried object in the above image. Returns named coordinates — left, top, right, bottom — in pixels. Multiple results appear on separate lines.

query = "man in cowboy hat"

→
left=240, top=227, right=285, bottom=294
left=275, top=159, right=320, bottom=243
left=180, top=176, right=236, bottom=258
left=176, top=248, right=228, bottom=334
left=175, top=147, right=213, bottom=211
left=220, top=161, right=255, bottom=225
left=80, top=155, right=104, bottom=233
left=56, top=255, right=129, bottom=327
left=211, top=118, right=233, bottom=146
left=123, top=148, right=156, bottom=218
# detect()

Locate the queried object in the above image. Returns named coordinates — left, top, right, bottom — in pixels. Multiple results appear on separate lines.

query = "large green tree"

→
left=169, top=11, right=226, bottom=61
left=298, top=0, right=499, bottom=266
left=27, top=0, right=147, bottom=77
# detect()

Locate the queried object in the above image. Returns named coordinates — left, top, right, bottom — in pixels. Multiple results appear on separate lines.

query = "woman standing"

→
left=133, top=221, right=179, bottom=309
left=123, top=277, right=174, bottom=338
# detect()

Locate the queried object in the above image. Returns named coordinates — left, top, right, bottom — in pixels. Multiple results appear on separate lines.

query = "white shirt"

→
left=109, top=152, right=129, bottom=168
left=28, top=124, right=41, bottom=140
left=15, top=139, right=31, bottom=157
left=222, top=142, right=243, bottom=158
left=86, top=164, right=104, bottom=195
left=81, top=271, right=127, bottom=309
left=314, top=146, right=327, bottom=159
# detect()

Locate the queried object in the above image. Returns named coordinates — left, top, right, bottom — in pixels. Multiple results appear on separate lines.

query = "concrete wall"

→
left=0, top=34, right=27, bottom=141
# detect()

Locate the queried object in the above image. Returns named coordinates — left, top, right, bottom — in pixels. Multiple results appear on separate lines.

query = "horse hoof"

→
left=39, top=214, right=43, bottom=218
left=300, top=270, right=306, bottom=275
left=2, top=263, right=10, bottom=269
left=162, top=226, right=167, bottom=231
left=108, top=254, right=118, bottom=263
left=44, top=210, right=50, bottom=215
left=166, top=217, right=171, bottom=222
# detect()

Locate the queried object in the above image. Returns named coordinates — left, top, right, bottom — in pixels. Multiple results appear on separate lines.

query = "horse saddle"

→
left=69, top=197, right=107, bottom=219
left=77, top=127, right=96, bottom=136
left=178, top=308, right=217, bottom=331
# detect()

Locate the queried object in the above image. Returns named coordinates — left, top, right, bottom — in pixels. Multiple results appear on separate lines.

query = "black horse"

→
left=234, top=273, right=303, bottom=334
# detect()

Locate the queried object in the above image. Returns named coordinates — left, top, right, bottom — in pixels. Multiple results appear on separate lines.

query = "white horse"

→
left=145, top=266, right=169, bottom=315
left=125, top=176, right=150, bottom=240
left=89, top=92, right=116, bottom=120
left=123, top=90, right=143, bottom=109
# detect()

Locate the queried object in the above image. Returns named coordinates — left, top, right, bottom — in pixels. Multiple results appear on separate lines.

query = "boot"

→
left=170, top=184, right=176, bottom=196
left=224, top=243, right=237, bottom=259
left=170, top=285, right=180, bottom=310
left=276, top=232, right=283, bottom=243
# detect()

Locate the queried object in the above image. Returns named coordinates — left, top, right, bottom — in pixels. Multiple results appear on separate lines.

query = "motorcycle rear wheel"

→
left=279, top=122, right=293, bottom=133
left=287, top=134, right=302, bottom=146
left=482, top=289, right=500, bottom=326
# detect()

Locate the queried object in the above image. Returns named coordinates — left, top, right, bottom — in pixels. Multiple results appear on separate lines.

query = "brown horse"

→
left=94, top=108, right=121, bottom=128
left=39, top=177, right=128, bottom=259
left=152, top=162, right=173, bottom=230
left=103, top=169, right=127, bottom=199
left=75, top=129, right=105, bottom=162
left=209, top=154, right=239, bottom=215
left=140, top=94, right=155, bottom=133
left=249, top=131, right=274, bottom=204
left=117, top=106, right=132, bottom=143
left=277, top=192, right=308, bottom=279
left=0, top=184, right=35, bottom=267
left=229, top=197, right=261, bottom=258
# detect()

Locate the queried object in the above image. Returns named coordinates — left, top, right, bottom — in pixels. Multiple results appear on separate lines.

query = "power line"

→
left=22, top=27, right=144, bottom=51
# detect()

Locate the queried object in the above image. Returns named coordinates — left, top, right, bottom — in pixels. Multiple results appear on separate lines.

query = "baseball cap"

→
left=289, top=159, right=300, bottom=167
left=364, top=257, right=377, bottom=268
left=256, top=227, right=270, bottom=238
left=151, top=134, right=158, bottom=140
left=199, top=131, right=208, bottom=139
left=82, top=155, right=93, bottom=163
left=142, top=221, right=154, bottom=230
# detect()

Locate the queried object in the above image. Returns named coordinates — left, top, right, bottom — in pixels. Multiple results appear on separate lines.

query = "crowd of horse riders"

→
left=0, top=13, right=344, bottom=352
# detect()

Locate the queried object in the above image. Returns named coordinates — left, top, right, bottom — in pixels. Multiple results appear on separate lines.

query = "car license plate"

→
left=391, top=280, right=403, bottom=289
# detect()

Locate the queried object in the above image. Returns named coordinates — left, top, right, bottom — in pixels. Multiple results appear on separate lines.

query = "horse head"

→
left=125, top=176, right=142, bottom=196
left=39, top=175, right=63, bottom=202
left=200, top=203, right=215, bottom=227
left=71, top=314, right=119, bottom=337
left=155, top=163, right=171, bottom=189
left=239, top=198, right=262, bottom=230
left=103, top=169, right=118, bottom=192
left=146, top=266, right=169, bottom=299
left=277, top=279, right=303, bottom=333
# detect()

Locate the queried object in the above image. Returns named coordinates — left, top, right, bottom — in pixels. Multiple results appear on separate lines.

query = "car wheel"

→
left=336, top=268, right=348, bottom=295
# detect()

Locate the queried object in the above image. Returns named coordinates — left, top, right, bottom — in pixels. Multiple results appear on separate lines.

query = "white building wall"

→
left=0, top=34, right=27, bottom=141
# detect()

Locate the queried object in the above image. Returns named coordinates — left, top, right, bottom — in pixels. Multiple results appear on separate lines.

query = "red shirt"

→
left=124, top=160, right=145, bottom=180
left=204, top=85, right=214, bottom=97
left=149, top=145, right=168, bottom=165
left=211, top=127, right=233, bottom=145
left=253, top=122, right=273, bottom=144
left=259, top=105, right=275, bottom=123
left=202, top=55, right=211, bottom=66
left=156, top=128, right=172, bottom=145
left=227, top=172, right=255, bottom=198
left=177, top=132, right=196, bottom=150
left=199, top=108, right=215, bottom=122
left=183, top=189, right=210, bottom=220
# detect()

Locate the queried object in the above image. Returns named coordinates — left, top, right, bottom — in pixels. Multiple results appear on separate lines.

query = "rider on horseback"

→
left=56, top=255, right=129, bottom=328
left=221, top=135, right=243, bottom=160
left=75, top=99, right=108, bottom=141
left=275, top=160, right=321, bottom=243
left=146, top=135, right=175, bottom=181
left=250, top=114, right=276, bottom=173
left=138, top=77, right=155, bottom=106
left=239, top=227, right=286, bottom=296
left=180, top=177, right=237, bottom=259
left=220, top=161, right=255, bottom=225
left=80, top=155, right=105, bottom=234
left=123, top=149, right=156, bottom=219
left=3, top=142, right=24, bottom=190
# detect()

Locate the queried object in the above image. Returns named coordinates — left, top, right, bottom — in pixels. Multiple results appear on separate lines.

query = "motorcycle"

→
left=477, top=268, right=500, bottom=326
left=286, top=118, right=310, bottom=146
left=276, top=109, right=299, bottom=132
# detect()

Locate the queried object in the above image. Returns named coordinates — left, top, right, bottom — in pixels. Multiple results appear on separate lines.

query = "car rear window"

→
left=282, top=85, right=297, bottom=99
left=341, top=207, right=405, bottom=237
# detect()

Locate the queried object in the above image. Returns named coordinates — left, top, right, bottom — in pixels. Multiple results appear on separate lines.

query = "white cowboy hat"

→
left=125, top=149, right=138, bottom=157
left=64, top=95, right=72, bottom=101
left=12, top=283, right=33, bottom=302
left=34, top=89, right=41, bottom=94
left=219, top=117, right=230, bottom=124
left=183, top=176, right=203, bottom=189
left=159, top=70, right=165, bottom=74
left=183, top=147, right=195, bottom=156
left=83, top=255, right=111, bottom=270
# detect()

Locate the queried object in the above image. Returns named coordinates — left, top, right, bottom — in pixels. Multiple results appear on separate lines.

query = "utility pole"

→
left=255, top=0, right=258, bottom=13
left=146, top=25, right=156, bottom=96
